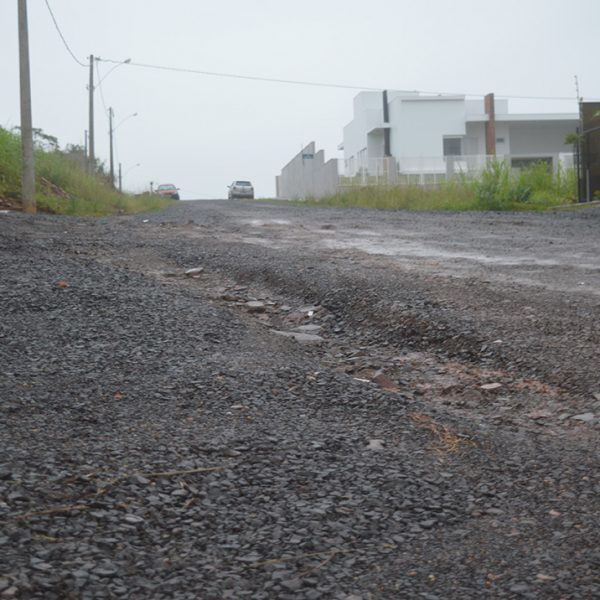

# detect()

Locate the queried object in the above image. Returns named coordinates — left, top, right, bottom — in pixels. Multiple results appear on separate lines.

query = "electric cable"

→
left=96, top=57, right=587, bottom=102
left=43, top=0, right=87, bottom=68
left=95, top=61, right=110, bottom=118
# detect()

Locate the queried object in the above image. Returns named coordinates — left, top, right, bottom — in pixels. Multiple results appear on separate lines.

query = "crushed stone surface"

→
left=1, top=201, right=599, bottom=599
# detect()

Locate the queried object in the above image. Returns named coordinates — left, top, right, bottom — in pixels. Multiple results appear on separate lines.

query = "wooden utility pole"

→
left=88, top=54, right=95, bottom=174
left=18, top=0, right=36, bottom=213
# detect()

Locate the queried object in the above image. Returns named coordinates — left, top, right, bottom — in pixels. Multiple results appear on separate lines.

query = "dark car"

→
left=156, top=184, right=180, bottom=200
left=228, top=180, right=254, bottom=200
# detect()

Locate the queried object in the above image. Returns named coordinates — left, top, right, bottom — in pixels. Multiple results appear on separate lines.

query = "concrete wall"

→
left=276, top=142, right=339, bottom=200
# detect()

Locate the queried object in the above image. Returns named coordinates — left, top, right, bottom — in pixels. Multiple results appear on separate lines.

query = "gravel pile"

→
left=1, top=206, right=599, bottom=599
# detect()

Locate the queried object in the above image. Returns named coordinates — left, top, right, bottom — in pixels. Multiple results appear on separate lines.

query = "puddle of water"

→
left=321, top=237, right=599, bottom=269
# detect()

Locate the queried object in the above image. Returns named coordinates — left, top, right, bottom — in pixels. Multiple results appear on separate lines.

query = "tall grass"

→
left=312, top=160, right=577, bottom=212
left=0, top=127, right=172, bottom=216
left=0, top=127, right=22, bottom=199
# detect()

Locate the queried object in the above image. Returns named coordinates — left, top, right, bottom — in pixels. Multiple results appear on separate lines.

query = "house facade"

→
left=342, top=91, right=578, bottom=181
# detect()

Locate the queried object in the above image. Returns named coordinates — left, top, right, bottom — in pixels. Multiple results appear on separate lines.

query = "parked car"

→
left=228, top=180, right=254, bottom=200
left=155, top=183, right=180, bottom=200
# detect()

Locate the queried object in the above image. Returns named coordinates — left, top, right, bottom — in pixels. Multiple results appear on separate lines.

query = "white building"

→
left=276, top=91, right=578, bottom=199
left=342, top=91, right=578, bottom=183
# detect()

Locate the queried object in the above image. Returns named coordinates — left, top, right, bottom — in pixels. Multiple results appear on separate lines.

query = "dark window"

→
left=443, top=137, right=463, bottom=156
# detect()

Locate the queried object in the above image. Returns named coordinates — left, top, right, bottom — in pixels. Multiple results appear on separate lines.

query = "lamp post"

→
left=88, top=57, right=131, bottom=175
left=109, top=110, right=137, bottom=186
left=118, top=162, right=140, bottom=193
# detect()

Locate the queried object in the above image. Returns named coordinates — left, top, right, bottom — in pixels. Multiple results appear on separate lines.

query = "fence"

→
left=338, top=153, right=575, bottom=189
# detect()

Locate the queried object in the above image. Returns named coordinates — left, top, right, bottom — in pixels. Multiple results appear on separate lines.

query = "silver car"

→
left=228, top=180, right=254, bottom=200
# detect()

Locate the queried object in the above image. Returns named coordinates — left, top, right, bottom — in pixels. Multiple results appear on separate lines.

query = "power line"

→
left=96, top=58, right=381, bottom=91
left=43, top=0, right=87, bottom=68
left=95, top=60, right=110, bottom=117
left=96, top=57, right=584, bottom=102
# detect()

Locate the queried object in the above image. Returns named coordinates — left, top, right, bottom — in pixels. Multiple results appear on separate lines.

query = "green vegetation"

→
left=311, top=160, right=578, bottom=212
left=0, top=126, right=172, bottom=216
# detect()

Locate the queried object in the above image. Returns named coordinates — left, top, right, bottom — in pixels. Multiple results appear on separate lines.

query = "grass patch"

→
left=0, top=126, right=172, bottom=216
left=309, top=160, right=577, bottom=212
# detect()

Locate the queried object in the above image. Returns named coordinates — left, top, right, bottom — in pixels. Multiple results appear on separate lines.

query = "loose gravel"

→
left=1, top=203, right=599, bottom=599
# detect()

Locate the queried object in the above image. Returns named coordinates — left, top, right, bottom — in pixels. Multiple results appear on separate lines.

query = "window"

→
left=443, top=137, right=463, bottom=156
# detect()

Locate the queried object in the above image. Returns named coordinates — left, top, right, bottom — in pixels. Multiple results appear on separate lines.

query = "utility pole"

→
left=109, top=107, right=114, bottom=186
left=18, top=0, right=36, bottom=213
left=84, top=129, right=88, bottom=161
left=88, top=54, right=95, bottom=174
left=118, top=163, right=122, bottom=193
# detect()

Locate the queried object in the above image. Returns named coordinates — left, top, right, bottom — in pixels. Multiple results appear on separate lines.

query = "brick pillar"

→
left=484, top=93, right=496, bottom=156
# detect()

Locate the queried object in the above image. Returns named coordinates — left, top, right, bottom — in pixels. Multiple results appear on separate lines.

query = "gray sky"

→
left=1, top=0, right=599, bottom=199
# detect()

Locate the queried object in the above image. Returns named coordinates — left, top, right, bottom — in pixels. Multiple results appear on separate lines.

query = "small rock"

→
left=131, top=474, right=150, bottom=485
left=372, top=370, right=398, bottom=391
left=124, top=514, right=144, bottom=524
left=273, top=331, right=323, bottom=345
left=480, top=383, right=502, bottom=391
left=292, top=324, right=322, bottom=333
left=367, top=439, right=385, bottom=451
left=245, top=301, right=266, bottom=313
left=571, top=412, right=595, bottom=423
left=281, top=579, right=302, bottom=592
left=184, top=267, right=204, bottom=277
left=221, top=448, right=242, bottom=457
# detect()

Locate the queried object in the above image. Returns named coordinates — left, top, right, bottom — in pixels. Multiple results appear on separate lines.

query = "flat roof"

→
left=466, top=113, right=578, bottom=124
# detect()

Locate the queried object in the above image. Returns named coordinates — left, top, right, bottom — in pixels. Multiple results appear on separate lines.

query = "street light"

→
left=88, top=56, right=131, bottom=174
left=97, top=57, right=131, bottom=86
left=118, top=162, right=140, bottom=193
left=109, top=110, right=138, bottom=187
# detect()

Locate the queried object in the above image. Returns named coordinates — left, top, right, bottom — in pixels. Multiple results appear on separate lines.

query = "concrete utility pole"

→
left=18, top=0, right=36, bottom=213
left=109, top=107, right=114, bottom=186
left=118, top=163, right=122, bottom=193
left=88, top=54, right=95, bottom=174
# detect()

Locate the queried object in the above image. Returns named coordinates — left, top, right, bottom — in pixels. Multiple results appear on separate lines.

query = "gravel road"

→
left=1, top=201, right=599, bottom=599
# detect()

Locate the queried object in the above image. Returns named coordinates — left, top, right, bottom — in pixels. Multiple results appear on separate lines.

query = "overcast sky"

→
left=1, top=0, right=599, bottom=199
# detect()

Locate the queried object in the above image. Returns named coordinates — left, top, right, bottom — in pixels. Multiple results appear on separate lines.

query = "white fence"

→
left=338, top=153, right=575, bottom=189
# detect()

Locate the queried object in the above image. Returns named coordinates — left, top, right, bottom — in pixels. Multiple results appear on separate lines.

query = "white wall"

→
left=343, top=91, right=384, bottom=160
left=367, top=130, right=385, bottom=160
left=277, top=142, right=339, bottom=199
left=389, top=96, right=467, bottom=158
left=340, top=91, right=578, bottom=177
